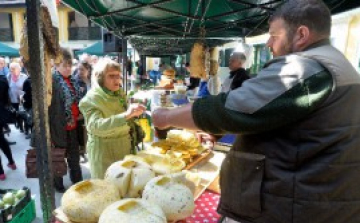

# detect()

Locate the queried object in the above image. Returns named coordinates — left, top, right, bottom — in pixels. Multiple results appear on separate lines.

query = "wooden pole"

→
left=25, top=0, right=55, bottom=222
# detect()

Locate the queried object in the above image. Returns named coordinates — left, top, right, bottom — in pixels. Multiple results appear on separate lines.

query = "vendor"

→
left=151, top=0, right=360, bottom=222
left=79, top=58, right=146, bottom=179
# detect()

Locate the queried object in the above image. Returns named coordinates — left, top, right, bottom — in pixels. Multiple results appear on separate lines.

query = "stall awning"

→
left=0, top=41, right=19, bottom=57
left=75, top=41, right=104, bottom=56
left=61, top=0, right=360, bottom=56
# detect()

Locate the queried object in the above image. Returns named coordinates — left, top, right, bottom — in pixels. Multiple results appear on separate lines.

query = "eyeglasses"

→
left=106, top=74, right=123, bottom=80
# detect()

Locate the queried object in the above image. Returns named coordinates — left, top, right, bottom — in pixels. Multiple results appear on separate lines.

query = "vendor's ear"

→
left=293, top=25, right=310, bottom=50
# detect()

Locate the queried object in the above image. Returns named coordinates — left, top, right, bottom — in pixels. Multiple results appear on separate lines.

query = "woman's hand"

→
left=125, top=103, right=146, bottom=119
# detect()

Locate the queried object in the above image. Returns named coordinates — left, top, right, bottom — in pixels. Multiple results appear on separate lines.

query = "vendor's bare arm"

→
left=152, top=104, right=199, bottom=130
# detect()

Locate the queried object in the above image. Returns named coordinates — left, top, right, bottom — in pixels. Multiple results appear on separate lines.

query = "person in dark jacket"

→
left=152, top=1, right=360, bottom=222
left=49, top=48, right=83, bottom=192
left=22, top=75, right=32, bottom=138
left=0, top=75, right=16, bottom=180
left=221, top=52, right=250, bottom=92
left=75, top=61, right=91, bottom=162
left=75, top=61, right=92, bottom=97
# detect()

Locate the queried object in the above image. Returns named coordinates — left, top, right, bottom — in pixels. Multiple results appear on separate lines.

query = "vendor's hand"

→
left=125, top=103, right=146, bottom=119
left=152, top=108, right=171, bottom=130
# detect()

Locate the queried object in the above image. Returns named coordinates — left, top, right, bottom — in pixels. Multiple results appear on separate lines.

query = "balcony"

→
left=0, top=28, right=14, bottom=41
left=68, top=27, right=102, bottom=41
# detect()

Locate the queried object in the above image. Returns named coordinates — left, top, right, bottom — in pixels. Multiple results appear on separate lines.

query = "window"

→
left=250, top=44, right=271, bottom=76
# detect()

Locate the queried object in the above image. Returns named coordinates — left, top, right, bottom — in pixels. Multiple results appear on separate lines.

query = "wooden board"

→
left=186, top=151, right=225, bottom=200
left=207, top=176, right=220, bottom=194
left=184, top=149, right=213, bottom=170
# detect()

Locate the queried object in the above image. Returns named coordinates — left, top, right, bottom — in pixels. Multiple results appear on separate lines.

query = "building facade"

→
left=0, top=0, right=102, bottom=52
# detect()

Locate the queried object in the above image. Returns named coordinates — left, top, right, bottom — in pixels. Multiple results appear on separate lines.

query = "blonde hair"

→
left=92, top=58, right=121, bottom=87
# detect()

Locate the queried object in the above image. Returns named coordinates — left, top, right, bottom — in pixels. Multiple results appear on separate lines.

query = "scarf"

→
left=54, top=71, right=81, bottom=127
left=102, top=87, right=142, bottom=154
left=11, top=74, right=19, bottom=82
left=102, top=87, right=127, bottom=109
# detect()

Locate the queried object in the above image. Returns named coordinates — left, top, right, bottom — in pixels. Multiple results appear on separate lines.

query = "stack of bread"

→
left=149, top=130, right=207, bottom=165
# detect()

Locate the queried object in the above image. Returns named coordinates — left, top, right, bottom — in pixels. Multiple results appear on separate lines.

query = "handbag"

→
left=25, top=148, right=67, bottom=178
left=134, top=122, right=145, bottom=145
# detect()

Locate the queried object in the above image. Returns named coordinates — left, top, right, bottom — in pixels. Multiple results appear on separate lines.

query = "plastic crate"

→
left=8, top=199, right=35, bottom=223
left=0, top=187, right=31, bottom=223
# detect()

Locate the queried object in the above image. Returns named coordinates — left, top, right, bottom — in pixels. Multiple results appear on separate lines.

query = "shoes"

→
left=70, top=170, right=83, bottom=184
left=0, top=174, right=5, bottom=181
left=7, top=163, right=17, bottom=170
left=8, top=141, right=16, bottom=145
left=54, top=186, right=66, bottom=193
left=54, top=177, right=66, bottom=193
left=25, top=134, right=31, bottom=139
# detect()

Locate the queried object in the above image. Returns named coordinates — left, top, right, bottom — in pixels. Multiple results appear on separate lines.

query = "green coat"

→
left=79, top=86, right=131, bottom=179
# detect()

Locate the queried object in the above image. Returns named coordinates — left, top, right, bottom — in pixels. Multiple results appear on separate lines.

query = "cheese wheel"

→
left=61, top=179, right=120, bottom=223
left=99, top=198, right=167, bottom=223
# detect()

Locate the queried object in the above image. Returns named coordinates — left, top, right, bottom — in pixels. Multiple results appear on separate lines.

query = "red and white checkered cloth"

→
left=178, top=190, right=221, bottom=223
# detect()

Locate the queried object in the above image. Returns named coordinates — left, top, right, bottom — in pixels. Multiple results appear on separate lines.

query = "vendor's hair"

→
left=269, top=0, right=331, bottom=38
left=92, top=58, right=121, bottom=87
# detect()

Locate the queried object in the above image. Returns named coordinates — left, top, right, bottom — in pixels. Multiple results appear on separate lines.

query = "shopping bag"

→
left=25, top=148, right=67, bottom=178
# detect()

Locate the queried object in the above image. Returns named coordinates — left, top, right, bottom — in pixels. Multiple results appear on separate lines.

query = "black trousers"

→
left=0, top=125, right=15, bottom=174
left=11, top=103, right=24, bottom=132
left=54, top=129, right=83, bottom=187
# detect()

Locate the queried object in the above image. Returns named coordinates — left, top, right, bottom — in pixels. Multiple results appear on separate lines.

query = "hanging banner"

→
left=41, top=0, right=59, bottom=28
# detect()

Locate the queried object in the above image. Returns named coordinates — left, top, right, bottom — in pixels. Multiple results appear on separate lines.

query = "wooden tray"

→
left=184, top=149, right=213, bottom=170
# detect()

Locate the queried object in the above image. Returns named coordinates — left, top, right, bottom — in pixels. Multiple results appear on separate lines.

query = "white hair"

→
left=0, top=57, right=5, bottom=62
left=91, top=58, right=121, bottom=88
left=230, top=52, right=247, bottom=64
left=9, top=62, right=21, bottom=70
left=79, top=53, right=90, bottom=63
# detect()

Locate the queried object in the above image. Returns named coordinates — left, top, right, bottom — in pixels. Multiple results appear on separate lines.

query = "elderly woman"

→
left=8, top=62, right=28, bottom=132
left=79, top=58, right=146, bottom=179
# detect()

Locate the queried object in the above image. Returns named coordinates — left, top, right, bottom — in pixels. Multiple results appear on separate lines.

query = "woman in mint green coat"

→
left=79, top=58, right=146, bottom=179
